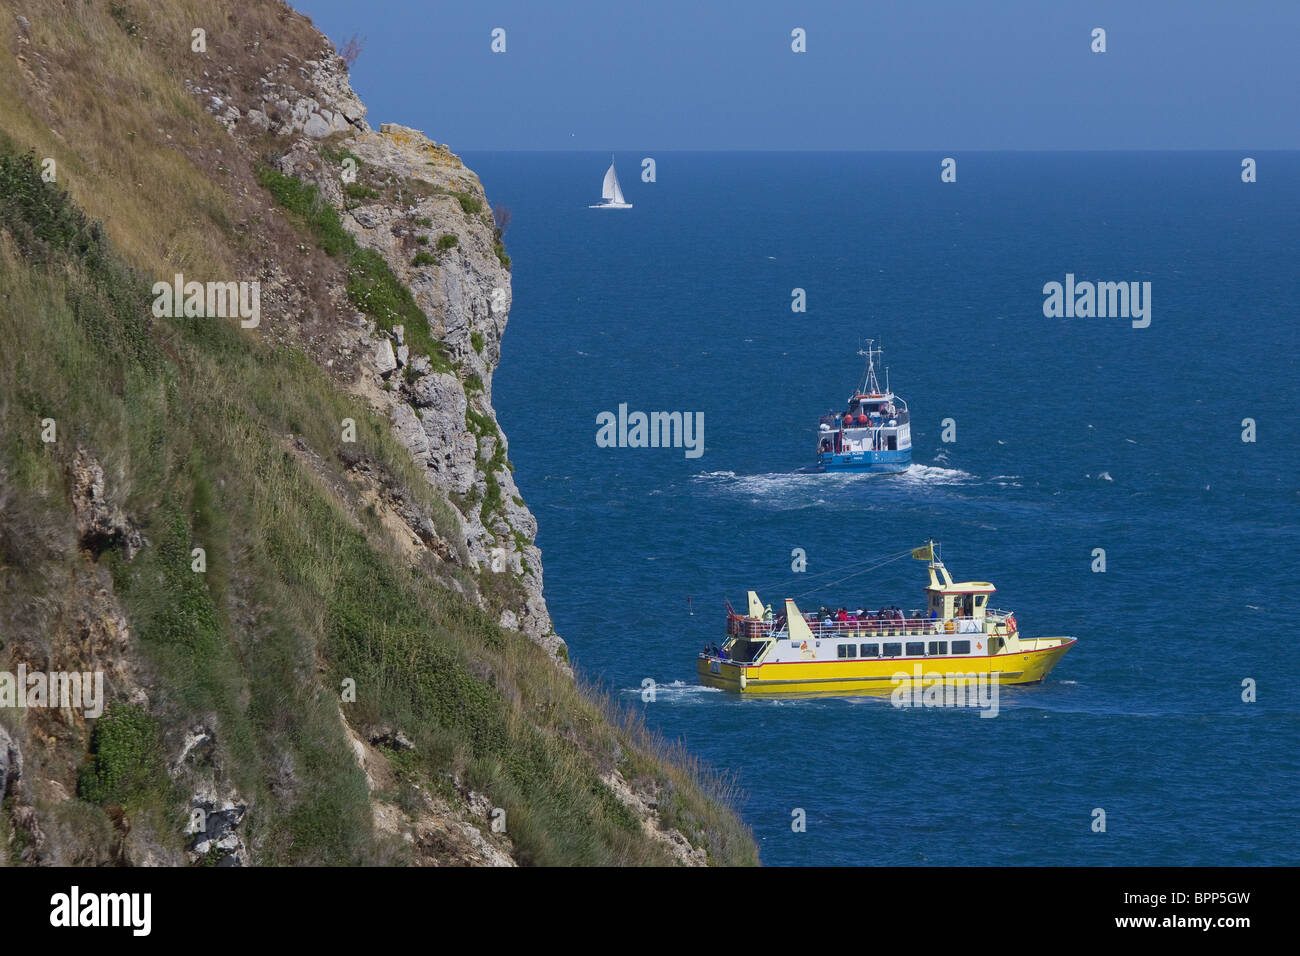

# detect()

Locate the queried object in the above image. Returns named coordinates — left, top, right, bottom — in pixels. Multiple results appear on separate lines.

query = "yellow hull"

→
left=697, top=637, right=1076, bottom=697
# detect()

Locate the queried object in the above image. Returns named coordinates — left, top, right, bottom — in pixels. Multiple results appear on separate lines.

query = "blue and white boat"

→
left=816, top=341, right=911, bottom=473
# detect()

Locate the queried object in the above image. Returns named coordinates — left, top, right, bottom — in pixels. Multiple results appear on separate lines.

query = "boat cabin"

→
left=924, top=560, right=995, bottom=621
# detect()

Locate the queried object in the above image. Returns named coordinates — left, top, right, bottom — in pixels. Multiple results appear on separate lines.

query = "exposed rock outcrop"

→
left=0, top=725, right=21, bottom=802
left=66, top=448, right=143, bottom=560
left=204, top=51, right=562, bottom=662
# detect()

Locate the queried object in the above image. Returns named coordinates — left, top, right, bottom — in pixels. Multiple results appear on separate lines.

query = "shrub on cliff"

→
left=77, top=704, right=171, bottom=809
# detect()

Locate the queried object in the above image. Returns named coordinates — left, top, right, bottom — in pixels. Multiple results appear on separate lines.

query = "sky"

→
left=291, top=0, right=1300, bottom=150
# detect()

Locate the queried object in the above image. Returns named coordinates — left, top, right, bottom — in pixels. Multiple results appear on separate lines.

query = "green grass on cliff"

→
left=255, top=162, right=454, bottom=374
left=0, top=138, right=756, bottom=865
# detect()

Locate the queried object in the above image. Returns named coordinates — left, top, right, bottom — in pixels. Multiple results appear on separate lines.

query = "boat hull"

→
left=698, top=637, right=1076, bottom=696
left=817, top=448, right=911, bottom=473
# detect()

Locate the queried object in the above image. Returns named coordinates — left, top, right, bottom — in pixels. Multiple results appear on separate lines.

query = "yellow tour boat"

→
left=697, top=542, right=1076, bottom=697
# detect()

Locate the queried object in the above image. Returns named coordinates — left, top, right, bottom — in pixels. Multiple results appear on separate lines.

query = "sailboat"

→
left=589, top=155, right=632, bottom=209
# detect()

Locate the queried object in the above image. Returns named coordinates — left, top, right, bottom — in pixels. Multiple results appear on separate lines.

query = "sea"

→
left=464, top=151, right=1300, bottom=865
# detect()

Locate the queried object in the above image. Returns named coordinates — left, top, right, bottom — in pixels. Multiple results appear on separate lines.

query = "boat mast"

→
left=857, top=339, right=884, bottom=396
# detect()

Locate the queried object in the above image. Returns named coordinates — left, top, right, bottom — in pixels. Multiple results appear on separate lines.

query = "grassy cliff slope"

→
left=0, top=0, right=756, bottom=866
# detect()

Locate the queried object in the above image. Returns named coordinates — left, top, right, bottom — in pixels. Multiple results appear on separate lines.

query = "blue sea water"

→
left=465, top=151, right=1300, bottom=866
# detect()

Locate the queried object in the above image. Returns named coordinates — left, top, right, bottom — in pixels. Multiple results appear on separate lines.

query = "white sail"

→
left=608, top=164, right=626, bottom=204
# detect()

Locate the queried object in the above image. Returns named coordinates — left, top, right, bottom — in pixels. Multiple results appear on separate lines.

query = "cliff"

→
left=0, top=0, right=755, bottom=866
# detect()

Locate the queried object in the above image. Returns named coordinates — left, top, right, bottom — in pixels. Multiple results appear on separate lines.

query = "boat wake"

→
left=622, top=680, right=722, bottom=702
left=894, top=463, right=976, bottom=486
left=691, top=464, right=977, bottom=509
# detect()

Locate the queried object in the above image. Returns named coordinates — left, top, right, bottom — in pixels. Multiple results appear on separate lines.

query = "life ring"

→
left=944, top=619, right=955, bottom=634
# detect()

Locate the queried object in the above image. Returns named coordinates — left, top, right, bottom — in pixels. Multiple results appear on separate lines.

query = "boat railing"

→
left=729, top=613, right=993, bottom=640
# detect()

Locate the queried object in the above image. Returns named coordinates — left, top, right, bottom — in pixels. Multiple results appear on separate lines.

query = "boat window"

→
left=906, top=642, right=924, bottom=656
left=883, top=642, right=902, bottom=657
left=952, top=640, right=971, bottom=655
left=928, top=641, right=948, bottom=655
left=860, top=643, right=878, bottom=657
left=975, top=595, right=986, bottom=607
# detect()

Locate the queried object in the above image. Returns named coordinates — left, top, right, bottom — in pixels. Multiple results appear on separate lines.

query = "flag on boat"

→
left=911, top=543, right=933, bottom=560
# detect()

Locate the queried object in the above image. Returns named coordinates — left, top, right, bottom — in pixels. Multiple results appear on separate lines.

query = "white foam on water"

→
left=692, top=463, right=976, bottom=503
left=896, top=463, right=975, bottom=486
left=625, top=680, right=723, bottom=702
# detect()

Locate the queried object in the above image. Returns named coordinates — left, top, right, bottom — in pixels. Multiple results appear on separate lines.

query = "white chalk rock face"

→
left=303, top=112, right=332, bottom=138
left=374, top=339, right=397, bottom=375
left=390, top=404, right=429, bottom=457
left=259, top=93, right=562, bottom=658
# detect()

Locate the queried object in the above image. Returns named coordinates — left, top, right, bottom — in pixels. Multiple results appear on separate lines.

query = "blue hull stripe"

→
left=818, top=449, right=911, bottom=473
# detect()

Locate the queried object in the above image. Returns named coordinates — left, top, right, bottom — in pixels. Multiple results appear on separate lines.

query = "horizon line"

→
left=448, top=147, right=1300, bottom=153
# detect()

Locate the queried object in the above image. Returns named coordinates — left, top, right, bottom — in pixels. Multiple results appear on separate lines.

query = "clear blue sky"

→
left=292, top=0, right=1300, bottom=150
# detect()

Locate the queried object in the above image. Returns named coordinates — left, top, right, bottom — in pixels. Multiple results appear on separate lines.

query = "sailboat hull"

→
left=588, top=202, right=632, bottom=209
